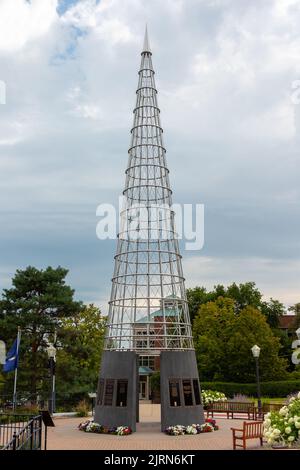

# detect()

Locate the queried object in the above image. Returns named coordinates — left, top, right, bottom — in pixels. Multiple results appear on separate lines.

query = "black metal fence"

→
left=0, top=394, right=46, bottom=412
left=0, top=414, right=42, bottom=450
left=0, top=392, right=93, bottom=413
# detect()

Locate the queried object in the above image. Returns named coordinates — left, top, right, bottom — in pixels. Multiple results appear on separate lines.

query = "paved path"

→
left=47, top=417, right=264, bottom=450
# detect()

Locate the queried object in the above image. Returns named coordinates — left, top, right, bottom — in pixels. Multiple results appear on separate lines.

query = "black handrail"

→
left=0, top=414, right=42, bottom=450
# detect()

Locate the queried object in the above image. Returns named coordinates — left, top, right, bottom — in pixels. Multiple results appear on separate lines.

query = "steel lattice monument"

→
left=95, top=27, right=205, bottom=432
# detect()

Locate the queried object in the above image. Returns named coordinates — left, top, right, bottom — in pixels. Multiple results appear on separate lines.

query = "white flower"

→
left=297, top=392, right=300, bottom=400
left=288, top=436, right=295, bottom=442
left=186, top=425, right=197, bottom=435
left=279, top=406, right=288, bottom=415
left=295, top=421, right=300, bottom=429
left=288, top=417, right=294, bottom=423
left=285, top=427, right=291, bottom=434
left=273, top=429, right=281, bottom=436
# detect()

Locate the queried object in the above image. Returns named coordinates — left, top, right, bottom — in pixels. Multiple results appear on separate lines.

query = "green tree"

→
left=56, top=304, right=106, bottom=399
left=186, top=287, right=218, bottom=324
left=193, top=298, right=288, bottom=382
left=193, top=297, right=235, bottom=381
left=260, top=298, right=285, bottom=328
left=226, top=306, right=288, bottom=382
left=0, top=266, right=82, bottom=396
left=187, top=282, right=284, bottom=328
left=225, top=282, right=262, bottom=312
left=289, top=303, right=300, bottom=327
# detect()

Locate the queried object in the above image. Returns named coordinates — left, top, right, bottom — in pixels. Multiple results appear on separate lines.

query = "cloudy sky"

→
left=0, top=0, right=299, bottom=312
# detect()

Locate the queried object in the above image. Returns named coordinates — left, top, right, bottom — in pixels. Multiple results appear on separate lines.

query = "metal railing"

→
left=0, top=392, right=93, bottom=413
left=0, top=393, right=47, bottom=411
left=0, top=414, right=42, bottom=450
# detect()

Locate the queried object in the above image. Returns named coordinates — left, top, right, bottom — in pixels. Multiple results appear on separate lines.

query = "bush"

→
left=264, top=392, right=300, bottom=447
left=201, top=390, right=227, bottom=407
left=201, top=381, right=300, bottom=398
left=150, top=372, right=160, bottom=391
left=75, top=400, right=89, bottom=417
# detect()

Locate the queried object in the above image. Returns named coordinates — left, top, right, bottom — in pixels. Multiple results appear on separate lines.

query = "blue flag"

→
left=3, top=338, right=19, bottom=373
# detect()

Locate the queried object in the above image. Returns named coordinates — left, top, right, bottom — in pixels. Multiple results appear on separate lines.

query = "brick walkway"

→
left=47, top=416, right=265, bottom=450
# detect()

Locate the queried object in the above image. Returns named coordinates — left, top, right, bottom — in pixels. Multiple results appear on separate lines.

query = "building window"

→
left=182, top=379, right=193, bottom=406
left=169, top=379, right=181, bottom=407
left=193, top=379, right=201, bottom=405
left=116, top=380, right=128, bottom=407
left=96, top=379, right=104, bottom=406
left=139, top=356, right=155, bottom=368
left=104, top=379, right=114, bottom=406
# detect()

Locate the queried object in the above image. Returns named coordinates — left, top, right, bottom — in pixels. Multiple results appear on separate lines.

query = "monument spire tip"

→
left=142, top=24, right=151, bottom=53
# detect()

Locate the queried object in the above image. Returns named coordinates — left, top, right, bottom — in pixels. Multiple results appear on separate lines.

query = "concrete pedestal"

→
left=160, top=350, right=205, bottom=431
left=94, top=351, right=137, bottom=431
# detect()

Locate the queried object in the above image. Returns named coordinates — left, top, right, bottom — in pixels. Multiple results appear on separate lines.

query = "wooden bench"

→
left=231, top=421, right=264, bottom=450
left=206, top=401, right=255, bottom=419
left=254, top=403, right=282, bottom=420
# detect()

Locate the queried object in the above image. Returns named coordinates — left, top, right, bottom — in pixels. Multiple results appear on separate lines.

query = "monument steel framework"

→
left=105, top=27, right=193, bottom=354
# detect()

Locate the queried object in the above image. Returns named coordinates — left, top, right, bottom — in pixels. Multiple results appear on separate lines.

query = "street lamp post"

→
left=292, top=327, right=300, bottom=365
left=251, top=344, right=262, bottom=416
left=88, top=392, right=97, bottom=417
left=47, top=344, right=56, bottom=415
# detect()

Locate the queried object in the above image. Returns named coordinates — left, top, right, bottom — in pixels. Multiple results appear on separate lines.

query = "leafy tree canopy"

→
left=187, top=282, right=285, bottom=328
left=193, top=298, right=288, bottom=383
left=56, top=304, right=106, bottom=398
left=0, top=266, right=83, bottom=396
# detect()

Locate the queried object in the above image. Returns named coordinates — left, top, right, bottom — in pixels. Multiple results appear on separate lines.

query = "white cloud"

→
left=62, top=0, right=135, bottom=44
left=183, top=255, right=300, bottom=307
left=0, top=0, right=58, bottom=52
left=0, top=0, right=299, bottom=306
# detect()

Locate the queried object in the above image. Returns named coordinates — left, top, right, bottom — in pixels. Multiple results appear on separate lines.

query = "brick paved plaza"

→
left=47, top=405, right=264, bottom=450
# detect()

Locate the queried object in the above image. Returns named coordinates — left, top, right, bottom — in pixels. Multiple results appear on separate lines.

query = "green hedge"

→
left=201, top=381, right=300, bottom=398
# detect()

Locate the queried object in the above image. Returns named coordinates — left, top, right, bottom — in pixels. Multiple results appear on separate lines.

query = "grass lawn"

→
left=257, top=397, right=285, bottom=405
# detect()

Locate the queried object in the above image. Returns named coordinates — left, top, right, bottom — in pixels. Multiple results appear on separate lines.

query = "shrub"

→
left=264, top=392, right=300, bottom=447
left=150, top=372, right=160, bottom=391
left=75, top=400, right=89, bottom=417
left=201, top=381, right=300, bottom=398
left=201, top=390, right=227, bottom=407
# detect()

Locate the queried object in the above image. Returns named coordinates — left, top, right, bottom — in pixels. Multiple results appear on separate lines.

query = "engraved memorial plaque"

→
left=104, top=379, right=114, bottom=406
left=116, top=379, right=128, bottom=407
left=169, top=379, right=181, bottom=407
left=182, top=379, right=193, bottom=406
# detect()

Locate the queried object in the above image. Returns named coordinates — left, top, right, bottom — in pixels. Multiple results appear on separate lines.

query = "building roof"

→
left=136, top=308, right=179, bottom=324
left=139, top=366, right=154, bottom=376
left=278, top=315, right=297, bottom=329
left=135, top=295, right=182, bottom=324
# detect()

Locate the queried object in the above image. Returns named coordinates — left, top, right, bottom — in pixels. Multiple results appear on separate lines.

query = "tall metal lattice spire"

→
left=105, top=27, right=194, bottom=353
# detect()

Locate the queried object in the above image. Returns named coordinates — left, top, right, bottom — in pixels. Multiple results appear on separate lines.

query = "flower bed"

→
left=78, top=420, right=132, bottom=435
left=263, top=391, right=300, bottom=448
left=165, top=418, right=219, bottom=436
left=201, top=389, right=227, bottom=408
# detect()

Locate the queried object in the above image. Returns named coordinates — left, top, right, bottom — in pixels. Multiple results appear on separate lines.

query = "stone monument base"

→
left=160, top=350, right=205, bottom=431
left=94, top=351, right=138, bottom=431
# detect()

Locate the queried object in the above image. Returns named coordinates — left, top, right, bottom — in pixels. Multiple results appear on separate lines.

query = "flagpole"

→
left=12, top=327, right=21, bottom=411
